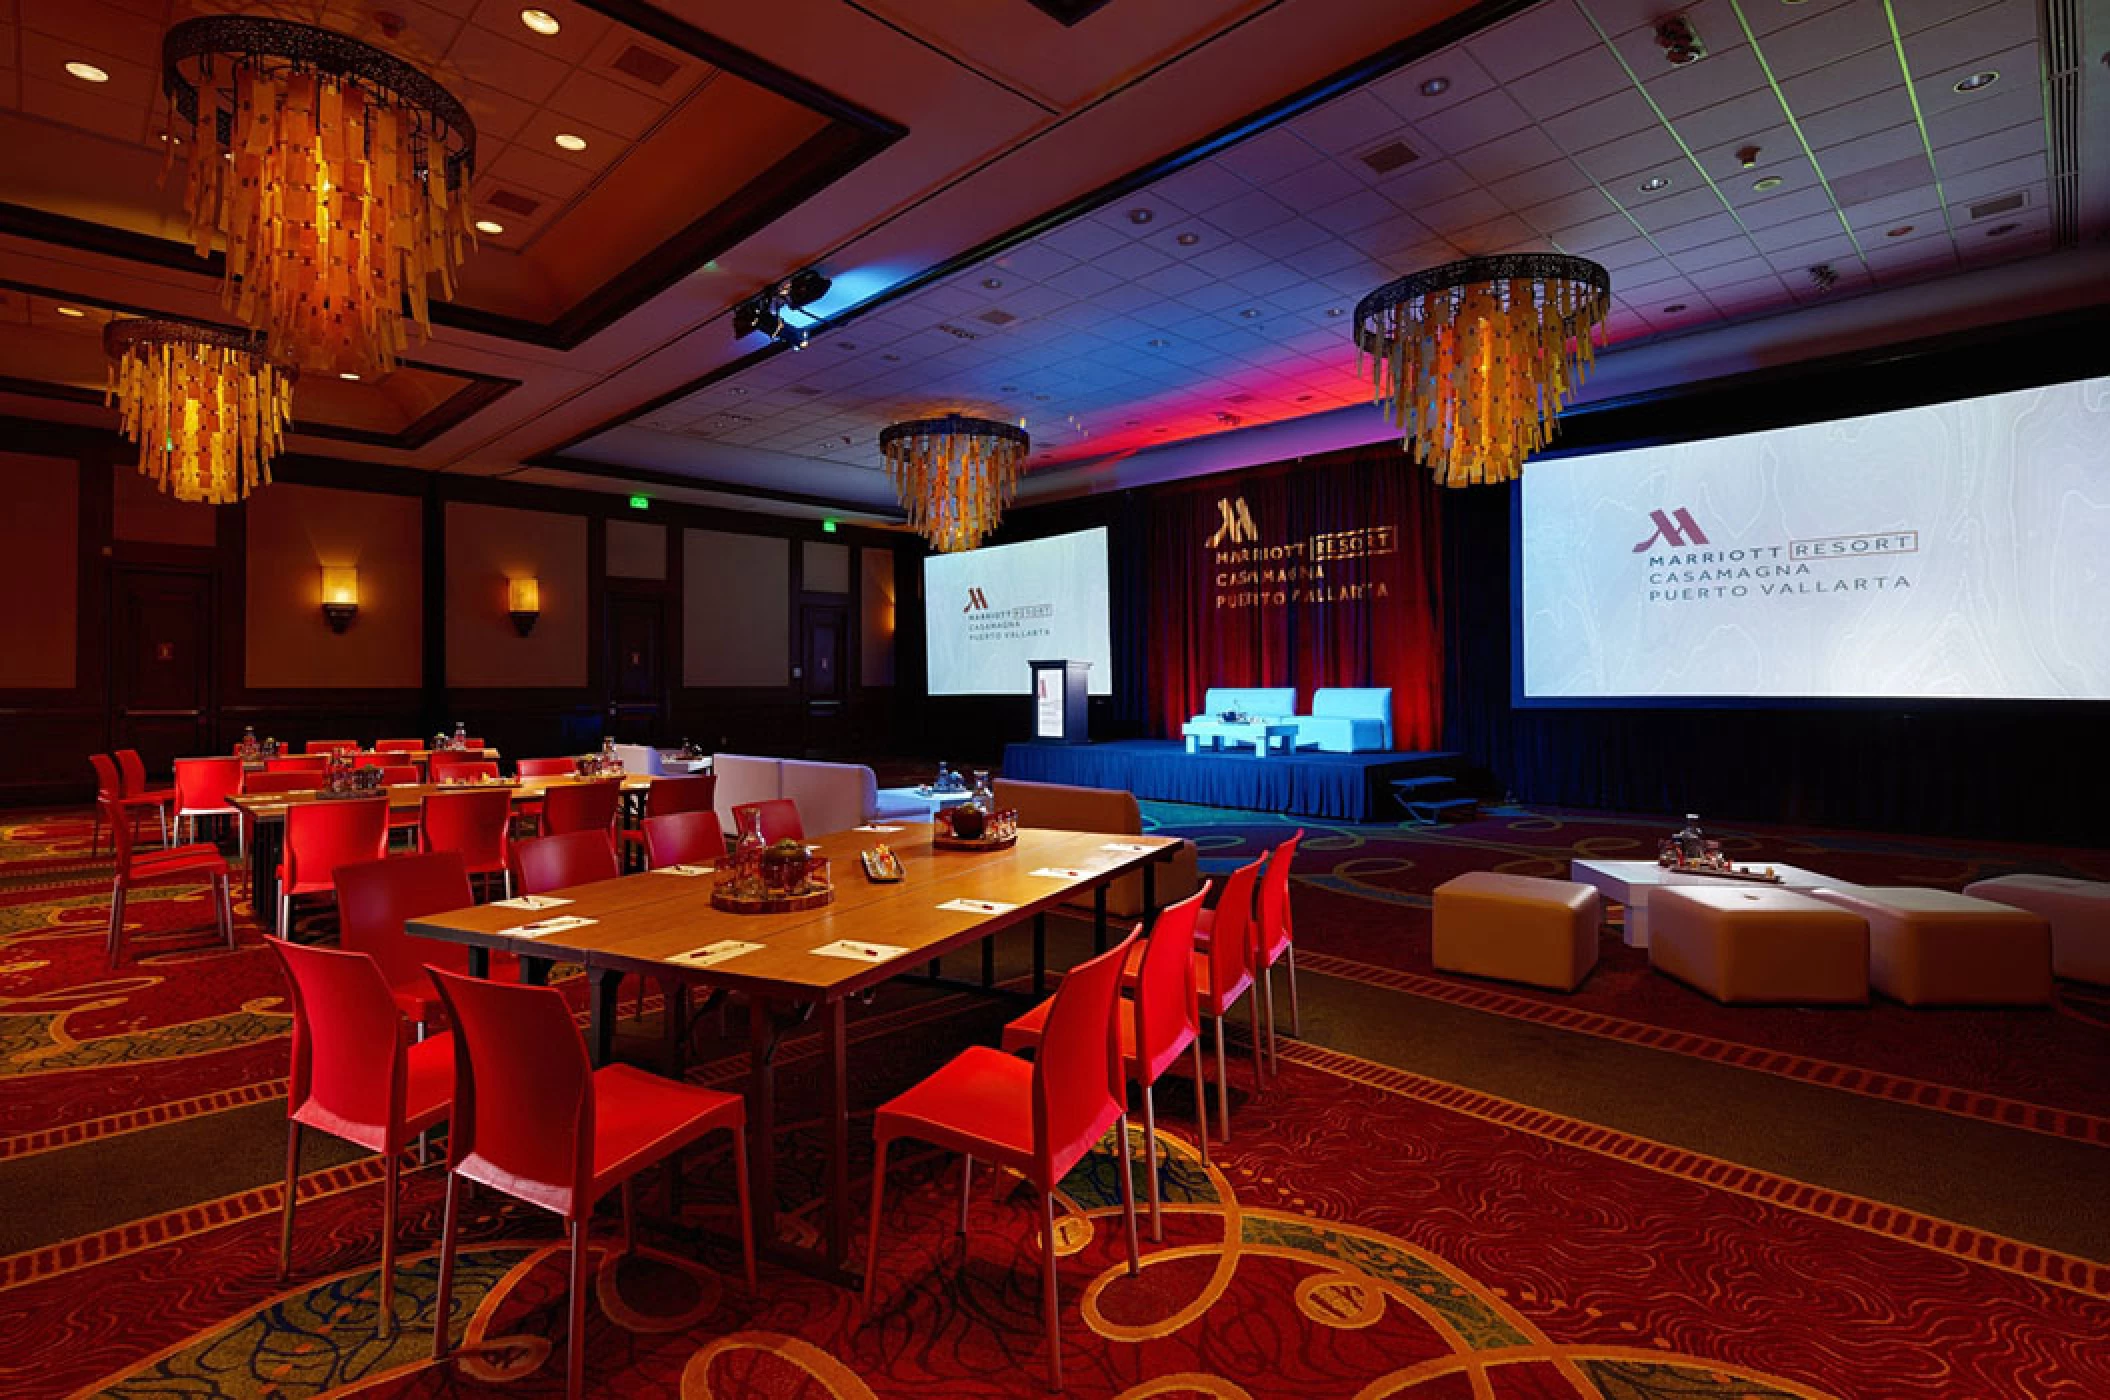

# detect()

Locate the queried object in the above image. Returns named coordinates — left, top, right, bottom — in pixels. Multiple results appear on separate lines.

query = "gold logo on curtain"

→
left=1207, top=496, right=1258, bottom=547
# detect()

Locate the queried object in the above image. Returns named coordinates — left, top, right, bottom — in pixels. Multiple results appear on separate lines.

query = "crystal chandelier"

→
left=162, top=17, right=478, bottom=378
left=104, top=318, right=295, bottom=505
left=880, top=415, right=1031, bottom=553
left=1354, top=254, right=1610, bottom=487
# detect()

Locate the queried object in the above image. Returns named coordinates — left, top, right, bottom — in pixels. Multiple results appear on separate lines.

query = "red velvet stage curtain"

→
left=1146, top=443, right=1445, bottom=749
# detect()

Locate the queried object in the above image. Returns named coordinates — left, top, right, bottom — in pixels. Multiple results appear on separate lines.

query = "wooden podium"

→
left=1029, top=659, right=1091, bottom=745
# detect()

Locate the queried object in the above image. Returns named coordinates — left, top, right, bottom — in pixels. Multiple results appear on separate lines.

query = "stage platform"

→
left=999, top=740, right=1462, bottom=821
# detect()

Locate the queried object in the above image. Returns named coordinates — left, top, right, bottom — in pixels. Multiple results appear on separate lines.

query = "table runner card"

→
left=670, top=940, right=762, bottom=968
left=1028, top=867, right=1090, bottom=880
left=811, top=939, right=910, bottom=963
left=936, top=898, right=1018, bottom=915
left=501, top=915, right=597, bottom=939
left=492, top=894, right=572, bottom=911
left=650, top=864, right=715, bottom=877
left=854, top=824, right=902, bottom=833
left=1099, top=842, right=1157, bottom=854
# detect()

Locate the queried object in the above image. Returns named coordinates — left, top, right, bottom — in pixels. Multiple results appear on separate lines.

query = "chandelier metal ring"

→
left=1351, top=253, right=1609, bottom=354
left=101, top=316, right=296, bottom=377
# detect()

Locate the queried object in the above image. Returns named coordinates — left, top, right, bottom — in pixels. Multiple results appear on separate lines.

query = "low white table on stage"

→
left=1569, top=858, right=1857, bottom=948
left=1182, top=719, right=1299, bottom=758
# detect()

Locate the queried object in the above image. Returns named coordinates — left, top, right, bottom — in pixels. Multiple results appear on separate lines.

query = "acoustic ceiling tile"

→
left=1750, top=209, right=1854, bottom=252
left=1452, top=213, right=1537, bottom=254
left=1520, top=186, right=1621, bottom=233
left=1738, top=184, right=1840, bottom=230
left=1174, top=280, right=1250, bottom=313
left=1487, top=158, right=1599, bottom=210
left=1294, top=91, right=1404, bottom=155
left=1551, top=210, right=1644, bottom=252
left=1601, top=0, right=1743, bottom=71
left=1684, top=253, right=1776, bottom=287
left=1571, top=125, right=1684, bottom=183
left=1147, top=161, right=1256, bottom=215
left=988, top=242, right=1080, bottom=282
left=1377, top=158, right=1482, bottom=206
left=1041, top=263, right=1123, bottom=299
left=1265, top=158, right=1366, bottom=211
left=1538, top=87, right=1661, bottom=149
left=1591, top=236, right=1664, bottom=271
left=1670, top=88, right=1790, bottom=151
left=1703, top=275, right=1788, bottom=313
left=1763, top=233, right=1860, bottom=272
left=1629, top=185, right=1728, bottom=232
left=1217, top=127, right=1328, bottom=188
left=1922, top=82, right=2038, bottom=146
left=1243, top=216, right=1339, bottom=261
left=1940, top=154, right=2046, bottom=204
left=1690, top=126, right=1795, bottom=181
left=1369, top=50, right=1497, bottom=116
left=1825, top=152, right=1935, bottom=207
left=1510, top=47, right=1636, bottom=121
left=1206, top=187, right=1300, bottom=237
left=1754, top=0, right=1898, bottom=79
left=1416, top=186, right=1508, bottom=232
left=1840, top=188, right=1946, bottom=229
left=1305, top=187, right=1403, bottom=235
left=1466, top=1, right=1601, bottom=84
left=1091, top=240, right=1176, bottom=280
left=1621, top=160, right=1708, bottom=212
left=1229, top=261, right=1309, bottom=297
left=1451, top=125, right=1565, bottom=186
left=1798, top=89, right=1916, bottom=148
left=1912, top=42, right=2036, bottom=119
left=1644, top=45, right=1770, bottom=121
left=447, top=22, right=574, bottom=104
left=1039, top=217, right=1132, bottom=261
left=1646, top=208, right=1741, bottom=250
left=1903, top=0, right=2036, bottom=77
left=1412, top=88, right=1535, bottom=158
left=1822, top=124, right=1930, bottom=179
left=1933, top=121, right=2045, bottom=179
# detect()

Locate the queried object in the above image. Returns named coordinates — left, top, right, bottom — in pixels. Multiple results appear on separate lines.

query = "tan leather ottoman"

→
left=1962, top=875, right=2110, bottom=986
left=1807, top=887, right=2053, bottom=1007
left=1433, top=872, right=1600, bottom=992
left=1647, top=886, right=1869, bottom=1005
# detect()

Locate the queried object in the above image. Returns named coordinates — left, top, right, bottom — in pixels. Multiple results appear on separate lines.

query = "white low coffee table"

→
left=1183, top=719, right=1298, bottom=758
left=1569, top=858, right=1858, bottom=948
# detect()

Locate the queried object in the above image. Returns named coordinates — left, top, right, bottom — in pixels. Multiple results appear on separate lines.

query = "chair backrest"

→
left=426, top=966, right=593, bottom=1214
left=102, top=795, right=150, bottom=875
left=642, top=811, right=725, bottom=868
left=1198, top=687, right=1297, bottom=720
left=284, top=798, right=390, bottom=891
left=1206, top=856, right=1266, bottom=1008
left=173, top=756, right=244, bottom=814
left=268, top=937, right=417, bottom=1150
left=732, top=798, right=803, bottom=845
left=337, top=852, right=477, bottom=990
left=1033, top=932, right=1137, bottom=1182
left=540, top=779, right=621, bottom=837
left=115, top=749, right=150, bottom=794
left=459, top=738, right=485, bottom=749
left=380, top=765, right=423, bottom=786
left=515, top=757, right=576, bottom=778
left=1258, top=830, right=1300, bottom=961
left=1135, top=883, right=1209, bottom=1076
left=708, top=754, right=782, bottom=830
left=304, top=740, right=359, bottom=755
left=265, top=755, right=328, bottom=773
left=430, top=759, right=500, bottom=783
left=420, top=788, right=513, bottom=870
left=375, top=739, right=424, bottom=752
left=644, top=773, right=716, bottom=819
left=352, top=752, right=390, bottom=769
left=89, top=753, right=120, bottom=803
left=245, top=772, right=319, bottom=795
left=512, top=829, right=621, bottom=895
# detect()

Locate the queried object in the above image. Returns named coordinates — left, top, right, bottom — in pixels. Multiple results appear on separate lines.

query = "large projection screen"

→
left=924, top=527, right=1113, bottom=696
left=1517, top=375, right=2110, bottom=704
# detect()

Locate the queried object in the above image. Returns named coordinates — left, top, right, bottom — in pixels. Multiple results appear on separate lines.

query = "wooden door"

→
left=605, top=591, right=665, bottom=742
left=111, top=567, right=213, bottom=774
left=800, top=602, right=848, bottom=755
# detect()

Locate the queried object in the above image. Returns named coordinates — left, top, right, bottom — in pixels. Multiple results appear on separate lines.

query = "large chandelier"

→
left=162, top=17, right=478, bottom=378
left=1354, top=254, right=1610, bottom=487
left=880, top=415, right=1031, bottom=553
left=104, top=318, right=295, bottom=506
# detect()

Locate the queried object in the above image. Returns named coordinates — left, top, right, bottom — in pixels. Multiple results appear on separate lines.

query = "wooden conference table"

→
left=405, top=819, right=1184, bottom=1279
left=228, top=774, right=656, bottom=932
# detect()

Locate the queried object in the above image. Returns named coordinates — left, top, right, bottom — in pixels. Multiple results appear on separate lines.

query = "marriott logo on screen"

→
left=1632, top=506, right=1919, bottom=604
left=963, top=588, right=990, bottom=613
left=1632, top=508, right=1708, bottom=552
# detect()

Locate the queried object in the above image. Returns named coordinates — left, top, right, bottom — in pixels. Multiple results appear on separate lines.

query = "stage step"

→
left=1388, top=775, right=1453, bottom=795
left=1409, top=796, right=1480, bottom=823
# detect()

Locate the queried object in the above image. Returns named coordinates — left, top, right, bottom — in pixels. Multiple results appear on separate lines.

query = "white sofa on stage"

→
left=711, top=754, right=930, bottom=836
left=1294, top=688, right=1394, bottom=753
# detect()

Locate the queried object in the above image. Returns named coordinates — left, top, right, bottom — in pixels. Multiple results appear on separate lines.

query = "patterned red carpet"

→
left=3, top=806, right=2107, bottom=1398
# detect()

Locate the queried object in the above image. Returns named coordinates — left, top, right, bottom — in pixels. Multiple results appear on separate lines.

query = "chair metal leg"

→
left=732, top=1125, right=757, bottom=1291
left=1214, top=1013, right=1231, bottom=1142
left=378, top=1148, right=400, bottom=1338
left=432, top=1171, right=461, bottom=1359
left=1247, top=991, right=1266, bottom=1087
left=957, top=1154, right=974, bottom=1236
left=1141, top=1087, right=1162, bottom=1242
left=860, top=1138, right=890, bottom=1317
left=279, top=892, right=291, bottom=940
left=106, top=882, right=126, bottom=968
left=1286, top=944, right=1301, bottom=1037
left=1040, top=1189, right=1063, bottom=1393
left=1191, top=1037, right=1210, bottom=1167
left=219, top=876, right=237, bottom=952
left=1262, top=969, right=1279, bottom=1076
left=566, top=1214, right=590, bottom=1400
left=1114, top=1114, right=1141, bottom=1276
left=90, top=810, right=102, bottom=859
left=277, top=1122, right=301, bottom=1280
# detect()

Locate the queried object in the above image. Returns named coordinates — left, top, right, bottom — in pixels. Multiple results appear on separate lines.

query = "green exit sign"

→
left=627, top=495, right=649, bottom=510
left=822, top=518, right=839, bottom=533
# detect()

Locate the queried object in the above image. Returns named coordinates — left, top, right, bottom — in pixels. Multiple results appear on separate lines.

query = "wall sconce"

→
left=321, top=566, right=359, bottom=633
left=508, top=576, right=540, bottom=637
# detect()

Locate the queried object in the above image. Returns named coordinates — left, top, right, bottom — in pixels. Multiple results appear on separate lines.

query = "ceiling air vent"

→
left=1225, top=392, right=1254, bottom=404
left=1359, top=140, right=1419, bottom=175
left=788, top=386, right=823, bottom=397
left=610, top=44, right=680, bottom=87
left=977, top=308, right=1019, bottom=326
left=935, top=323, right=981, bottom=341
left=1968, top=191, right=2027, bottom=220
left=487, top=189, right=541, bottom=217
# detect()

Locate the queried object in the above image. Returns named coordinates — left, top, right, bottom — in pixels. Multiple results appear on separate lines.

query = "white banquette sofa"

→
left=1183, top=687, right=1395, bottom=754
left=711, top=754, right=930, bottom=836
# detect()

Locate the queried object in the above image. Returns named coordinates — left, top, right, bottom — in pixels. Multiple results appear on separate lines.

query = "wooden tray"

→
left=933, top=832, right=1017, bottom=852
left=1661, top=861, right=1783, bottom=884
left=710, top=884, right=835, bottom=914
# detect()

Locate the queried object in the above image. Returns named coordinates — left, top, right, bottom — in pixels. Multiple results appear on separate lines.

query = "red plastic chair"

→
left=429, top=759, right=500, bottom=784
left=87, top=753, right=122, bottom=856
left=104, top=795, right=235, bottom=967
left=426, top=968, right=753, bottom=1400
left=541, top=779, right=622, bottom=844
left=622, top=776, right=716, bottom=866
left=863, top=935, right=1142, bottom=1391
left=512, top=830, right=622, bottom=896
left=641, top=811, right=726, bottom=869
left=458, top=738, right=485, bottom=750
left=305, top=740, right=359, bottom=755
left=266, top=755, right=328, bottom=773
left=114, top=749, right=174, bottom=847
left=268, top=937, right=452, bottom=1338
left=421, top=788, right=515, bottom=899
left=1190, top=856, right=1268, bottom=1139
left=1005, top=884, right=1212, bottom=1240
left=376, top=739, right=424, bottom=753
left=379, top=765, right=423, bottom=786
left=278, top=797, right=390, bottom=935
left=172, top=756, right=246, bottom=858
left=1255, top=830, right=1302, bottom=1069
left=731, top=798, right=803, bottom=845
left=337, top=852, right=514, bottom=1028
left=515, top=757, right=576, bottom=778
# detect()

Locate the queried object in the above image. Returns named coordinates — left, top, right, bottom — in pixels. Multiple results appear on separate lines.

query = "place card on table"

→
left=1028, top=867, right=1090, bottom=880
left=1099, top=841, right=1157, bottom=854
left=670, top=940, right=762, bottom=968
left=502, top=915, right=597, bottom=939
left=811, top=939, right=910, bottom=963
left=651, top=864, right=714, bottom=877
left=936, top=898, right=1018, bottom=915
left=492, top=894, right=572, bottom=911
left=854, top=824, right=903, bottom=833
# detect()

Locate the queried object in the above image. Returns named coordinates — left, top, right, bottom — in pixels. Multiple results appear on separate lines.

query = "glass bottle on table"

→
left=731, top=805, right=768, bottom=899
left=453, top=721, right=468, bottom=750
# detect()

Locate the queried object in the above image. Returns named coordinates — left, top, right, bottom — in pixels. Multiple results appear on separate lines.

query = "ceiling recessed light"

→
left=1239, top=308, right=1262, bottom=319
left=880, top=352, right=900, bottom=362
left=1954, top=70, right=1998, bottom=93
left=1146, top=338, right=1169, bottom=348
left=64, top=61, right=109, bottom=83
left=1663, top=302, right=1687, bottom=313
left=1032, top=393, right=1050, bottom=401
left=1175, top=232, right=1200, bottom=247
left=835, top=341, right=856, bottom=350
left=1324, top=306, right=1344, bottom=317
left=1127, top=208, right=1154, bottom=225
left=474, top=219, right=505, bottom=235
left=519, top=8, right=561, bottom=36
left=1886, top=224, right=1914, bottom=238
left=1419, top=76, right=1450, bottom=97
left=982, top=277, right=1003, bottom=289
left=1000, top=384, right=1019, bottom=392
left=339, top=372, right=361, bottom=381
left=1986, top=222, right=2018, bottom=237
left=55, top=306, right=86, bottom=318
left=1752, top=175, right=1784, bottom=192
left=1638, top=175, right=1671, bottom=192
left=553, top=132, right=588, bottom=152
